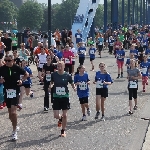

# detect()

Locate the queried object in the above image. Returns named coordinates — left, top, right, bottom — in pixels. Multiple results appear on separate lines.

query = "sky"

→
left=37, top=0, right=103, bottom=4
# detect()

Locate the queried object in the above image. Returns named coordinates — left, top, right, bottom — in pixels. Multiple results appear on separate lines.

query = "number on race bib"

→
left=99, top=42, right=102, bottom=45
left=96, top=81, right=103, bottom=88
left=56, top=87, right=66, bottom=95
left=79, top=82, right=87, bottom=90
left=19, top=56, right=24, bottom=61
left=46, top=74, right=51, bottom=81
left=90, top=50, right=94, bottom=54
left=65, top=58, right=70, bottom=64
left=129, top=81, right=137, bottom=88
left=7, top=89, right=16, bottom=98
left=142, top=68, right=147, bottom=74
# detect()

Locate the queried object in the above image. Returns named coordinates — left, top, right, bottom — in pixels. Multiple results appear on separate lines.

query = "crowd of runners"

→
left=0, top=24, right=150, bottom=140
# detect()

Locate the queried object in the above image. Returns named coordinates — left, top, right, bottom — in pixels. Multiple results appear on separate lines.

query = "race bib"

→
left=143, top=42, right=146, bottom=45
left=77, top=35, right=80, bottom=38
left=46, top=74, right=51, bottom=81
left=7, top=89, right=16, bottom=98
left=106, top=40, right=108, bottom=42
left=129, top=81, right=137, bottom=88
left=12, top=41, right=17, bottom=44
left=79, top=82, right=87, bottom=90
left=19, top=56, right=24, bottom=61
left=142, top=68, right=147, bottom=74
left=148, top=55, right=150, bottom=59
left=90, top=50, right=94, bottom=54
left=96, top=81, right=103, bottom=88
left=99, top=42, right=102, bottom=45
left=65, top=58, right=70, bottom=64
left=56, top=87, right=66, bottom=95
left=80, top=50, right=85, bottom=54
left=117, top=55, right=122, bottom=59
left=72, top=58, right=75, bottom=61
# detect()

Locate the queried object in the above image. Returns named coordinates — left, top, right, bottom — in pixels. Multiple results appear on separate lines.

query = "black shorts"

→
left=79, top=96, right=88, bottom=104
left=128, top=88, right=138, bottom=100
left=37, top=67, right=42, bottom=72
left=4, top=92, right=19, bottom=108
left=98, top=45, right=103, bottom=51
left=79, top=57, right=85, bottom=65
left=53, top=97, right=70, bottom=110
left=0, top=53, right=4, bottom=59
left=4, top=47, right=11, bottom=52
left=72, top=61, right=75, bottom=65
left=22, top=84, right=31, bottom=88
left=12, top=46, right=17, bottom=51
left=96, top=88, right=108, bottom=98
left=90, top=58, right=95, bottom=61
left=56, top=41, right=60, bottom=45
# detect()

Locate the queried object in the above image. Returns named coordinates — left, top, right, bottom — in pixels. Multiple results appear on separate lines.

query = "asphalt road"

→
left=0, top=49, right=150, bottom=150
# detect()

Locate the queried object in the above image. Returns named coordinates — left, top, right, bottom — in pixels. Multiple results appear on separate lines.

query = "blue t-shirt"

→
left=126, top=58, right=131, bottom=69
left=95, top=71, right=113, bottom=88
left=0, top=84, right=3, bottom=93
left=22, top=66, right=32, bottom=84
left=78, top=47, right=86, bottom=57
left=145, top=49, right=150, bottom=62
left=143, top=38, right=148, bottom=46
left=109, top=39, right=114, bottom=46
left=116, top=50, right=125, bottom=61
left=74, top=73, right=90, bottom=98
left=140, top=62, right=150, bottom=76
left=53, top=49, right=58, bottom=55
left=98, top=37, right=104, bottom=45
left=89, top=48, right=96, bottom=59
left=130, top=49, right=138, bottom=59
left=57, top=51, right=63, bottom=59
left=137, top=36, right=142, bottom=42
left=75, top=33, right=82, bottom=43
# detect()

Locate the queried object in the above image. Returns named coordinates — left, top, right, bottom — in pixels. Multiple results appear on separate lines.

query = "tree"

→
left=17, top=0, right=44, bottom=30
left=0, top=0, right=18, bottom=30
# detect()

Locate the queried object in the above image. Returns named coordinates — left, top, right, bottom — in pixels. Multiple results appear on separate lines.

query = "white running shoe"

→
left=12, top=131, right=18, bottom=141
left=82, top=115, right=87, bottom=121
left=87, top=109, right=91, bottom=116
left=16, top=126, right=20, bottom=132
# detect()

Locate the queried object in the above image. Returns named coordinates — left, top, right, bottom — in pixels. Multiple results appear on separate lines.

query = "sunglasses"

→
left=4, top=59, right=12, bottom=62
left=47, top=58, right=51, bottom=59
left=100, top=66, right=104, bottom=67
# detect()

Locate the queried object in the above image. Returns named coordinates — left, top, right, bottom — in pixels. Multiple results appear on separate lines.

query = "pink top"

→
left=63, top=50, right=74, bottom=64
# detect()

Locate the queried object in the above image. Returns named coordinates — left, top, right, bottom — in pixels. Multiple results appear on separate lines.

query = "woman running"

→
left=140, top=55, right=150, bottom=92
left=51, top=61, right=76, bottom=137
left=74, top=65, right=91, bottom=121
left=94, top=62, right=112, bottom=121
left=89, top=44, right=96, bottom=71
left=18, top=60, right=33, bottom=110
left=42, top=55, right=57, bottom=112
left=127, top=59, right=142, bottom=115
left=116, top=45, right=125, bottom=78
left=97, top=34, right=104, bottom=58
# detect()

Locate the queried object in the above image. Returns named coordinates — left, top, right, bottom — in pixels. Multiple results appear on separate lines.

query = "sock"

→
left=59, top=116, right=63, bottom=122
left=83, top=114, right=86, bottom=116
left=102, top=114, right=104, bottom=117
left=118, top=74, right=120, bottom=77
left=87, top=108, right=89, bottom=110
left=121, top=72, right=123, bottom=75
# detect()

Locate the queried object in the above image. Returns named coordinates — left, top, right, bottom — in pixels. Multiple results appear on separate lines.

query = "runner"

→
left=74, top=65, right=91, bottom=121
left=13, top=51, right=21, bottom=66
left=42, top=55, right=57, bottom=112
left=78, top=42, right=86, bottom=65
left=0, top=37, right=5, bottom=66
left=116, top=45, right=125, bottom=78
left=51, top=61, right=76, bottom=137
left=145, top=44, right=150, bottom=62
left=108, top=36, right=114, bottom=54
left=127, top=59, right=142, bottom=115
left=18, top=60, right=33, bottom=110
left=140, top=56, right=150, bottom=92
left=89, top=44, right=96, bottom=71
left=94, top=62, right=112, bottom=121
left=97, top=34, right=104, bottom=58
left=0, top=55, right=28, bottom=140
left=125, top=53, right=135, bottom=69
left=11, top=33, right=18, bottom=52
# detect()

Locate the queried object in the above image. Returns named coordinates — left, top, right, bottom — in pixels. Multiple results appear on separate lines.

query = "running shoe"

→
left=95, top=112, right=100, bottom=119
left=0, top=104, right=3, bottom=109
left=17, top=104, right=22, bottom=110
left=116, top=76, right=120, bottom=79
left=100, top=116, right=105, bottom=121
left=129, top=110, right=133, bottom=115
left=146, top=82, right=148, bottom=85
left=121, top=75, right=123, bottom=78
left=12, top=131, right=18, bottom=141
left=82, top=115, right=87, bottom=121
left=16, top=126, right=20, bottom=132
left=87, top=109, right=91, bottom=116
left=44, top=107, right=48, bottom=113
left=30, top=92, right=34, bottom=98
left=133, top=105, right=138, bottom=110
left=60, top=129, right=66, bottom=137
left=143, top=89, right=145, bottom=92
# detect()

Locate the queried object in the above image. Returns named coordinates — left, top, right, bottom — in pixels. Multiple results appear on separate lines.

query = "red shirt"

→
left=63, top=50, right=74, bottom=64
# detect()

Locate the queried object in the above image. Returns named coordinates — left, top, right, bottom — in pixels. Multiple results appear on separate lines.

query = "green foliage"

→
left=17, top=0, right=44, bottom=30
left=0, top=0, right=18, bottom=30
